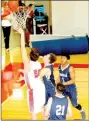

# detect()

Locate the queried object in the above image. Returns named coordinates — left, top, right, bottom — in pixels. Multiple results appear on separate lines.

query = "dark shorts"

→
left=44, top=83, right=55, bottom=105
left=64, top=85, right=78, bottom=106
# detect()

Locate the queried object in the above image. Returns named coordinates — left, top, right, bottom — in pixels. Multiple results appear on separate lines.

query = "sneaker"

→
left=80, top=109, right=86, bottom=120
left=25, top=44, right=30, bottom=47
left=6, top=48, right=9, bottom=52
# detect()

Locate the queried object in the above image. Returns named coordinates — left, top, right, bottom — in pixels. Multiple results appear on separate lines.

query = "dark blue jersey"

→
left=43, top=64, right=55, bottom=105
left=59, top=64, right=78, bottom=106
left=59, top=64, right=71, bottom=83
left=45, top=64, right=55, bottom=86
left=49, top=96, right=68, bottom=120
left=43, top=65, right=55, bottom=91
left=59, top=64, right=76, bottom=89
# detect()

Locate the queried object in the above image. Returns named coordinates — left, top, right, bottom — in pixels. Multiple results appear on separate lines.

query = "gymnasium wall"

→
left=51, top=1, right=88, bottom=35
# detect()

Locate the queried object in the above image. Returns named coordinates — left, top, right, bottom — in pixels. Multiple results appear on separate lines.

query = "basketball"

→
left=8, top=1, right=19, bottom=12
left=1, top=7, right=10, bottom=18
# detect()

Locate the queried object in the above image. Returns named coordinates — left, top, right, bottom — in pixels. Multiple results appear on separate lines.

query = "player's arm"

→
left=40, top=68, right=51, bottom=80
left=56, top=70, right=61, bottom=85
left=66, top=102, right=72, bottom=118
left=44, top=97, right=53, bottom=120
left=56, top=65, right=61, bottom=85
left=17, top=28, right=29, bottom=72
left=63, top=66, right=75, bottom=86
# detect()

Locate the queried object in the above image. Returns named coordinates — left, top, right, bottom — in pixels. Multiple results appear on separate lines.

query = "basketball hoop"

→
left=11, top=6, right=32, bottom=30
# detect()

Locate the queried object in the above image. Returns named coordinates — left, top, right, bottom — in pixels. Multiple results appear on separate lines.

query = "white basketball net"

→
left=11, top=7, right=31, bottom=30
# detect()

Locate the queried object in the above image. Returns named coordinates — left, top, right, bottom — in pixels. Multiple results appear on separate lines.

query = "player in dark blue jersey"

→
left=43, top=53, right=56, bottom=86
left=57, top=54, right=86, bottom=120
left=44, top=83, right=72, bottom=120
left=42, top=53, right=56, bottom=105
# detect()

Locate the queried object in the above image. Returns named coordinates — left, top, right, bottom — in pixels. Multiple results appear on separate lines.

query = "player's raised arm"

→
left=63, top=66, right=75, bottom=86
left=17, top=28, right=29, bottom=72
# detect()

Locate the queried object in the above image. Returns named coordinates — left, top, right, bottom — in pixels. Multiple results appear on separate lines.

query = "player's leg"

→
left=44, top=90, right=49, bottom=106
left=44, top=81, right=55, bottom=105
left=48, top=84, right=55, bottom=98
left=30, top=82, right=45, bottom=120
left=46, top=86, right=55, bottom=105
left=27, top=89, right=37, bottom=120
left=69, top=86, right=86, bottom=120
left=2, top=26, right=11, bottom=50
left=36, top=82, right=46, bottom=119
left=25, top=31, right=30, bottom=46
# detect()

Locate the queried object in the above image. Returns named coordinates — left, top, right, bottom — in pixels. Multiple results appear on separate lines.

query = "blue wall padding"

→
left=32, top=36, right=88, bottom=55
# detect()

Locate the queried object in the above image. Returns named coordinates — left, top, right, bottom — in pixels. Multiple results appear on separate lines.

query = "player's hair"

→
left=61, top=53, right=70, bottom=60
left=28, top=3, right=33, bottom=7
left=49, top=53, right=57, bottom=64
left=56, top=83, right=66, bottom=93
left=30, top=48, right=40, bottom=61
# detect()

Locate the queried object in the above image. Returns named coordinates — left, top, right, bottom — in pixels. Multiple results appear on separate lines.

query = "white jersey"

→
left=24, top=61, right=46, bottom=113
left=25, top=60, right=42, bottom=89
left=1, top=7, right=12, bottom=27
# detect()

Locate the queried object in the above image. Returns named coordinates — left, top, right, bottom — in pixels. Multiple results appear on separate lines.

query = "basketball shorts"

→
left=27, top=80, right=45, bottom=114
left=64, top=85, right=78, bottom=107
left=45, top=83, right=55, bottom=105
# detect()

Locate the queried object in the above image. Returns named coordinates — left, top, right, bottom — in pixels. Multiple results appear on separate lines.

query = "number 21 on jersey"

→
left=56, top=105, right=65, bottom=116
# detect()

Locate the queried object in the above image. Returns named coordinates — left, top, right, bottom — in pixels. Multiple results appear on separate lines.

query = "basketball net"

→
left=11, top=7, right=32, bottom=30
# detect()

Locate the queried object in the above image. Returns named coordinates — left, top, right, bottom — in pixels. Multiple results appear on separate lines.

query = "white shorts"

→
left=27, top=80, right=45, bottom=114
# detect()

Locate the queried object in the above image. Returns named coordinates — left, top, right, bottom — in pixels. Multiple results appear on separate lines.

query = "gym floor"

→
left=1, top=47, right=89, bottom=120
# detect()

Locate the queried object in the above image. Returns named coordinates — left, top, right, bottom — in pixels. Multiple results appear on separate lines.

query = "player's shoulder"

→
left=43, top=67, right=51, bottom=75
left=36, top=61, right=42, bottom=68
left=69, top=65, right=74, bottom=72
left=69, top=64, right=74, bottom=69
left=36, top=61, right=41, bottom=65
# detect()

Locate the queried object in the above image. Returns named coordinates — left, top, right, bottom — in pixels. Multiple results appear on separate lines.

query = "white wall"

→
left=52, top=1, right=88, bottom=36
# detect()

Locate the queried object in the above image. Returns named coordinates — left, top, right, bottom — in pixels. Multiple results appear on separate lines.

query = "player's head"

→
left=30, top=48, right=40, bottom=61
left=61, top=54, right=70, bottom=65
left=43, top=53, right=56, bottom=64
left=56, top=83, right=66, bottom=94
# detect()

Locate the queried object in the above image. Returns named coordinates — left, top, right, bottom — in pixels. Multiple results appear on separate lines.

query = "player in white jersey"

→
left=17, top=28, right=45, bottom=120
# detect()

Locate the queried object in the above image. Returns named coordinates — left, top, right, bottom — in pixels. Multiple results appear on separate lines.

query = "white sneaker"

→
left=6, top=48, right=9, bottom=52
left=80, top=109, right=86, bottom=120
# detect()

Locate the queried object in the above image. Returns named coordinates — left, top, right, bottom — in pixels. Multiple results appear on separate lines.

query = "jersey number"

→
left=34, top=69, right=40, bottom=78
left=56, top=105, right=65, bottom=116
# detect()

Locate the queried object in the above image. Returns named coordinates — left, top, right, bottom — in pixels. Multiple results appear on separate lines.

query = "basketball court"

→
left=1, top=1, right=89, bottom=120
left=1, top=47, right=89, bottom=120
